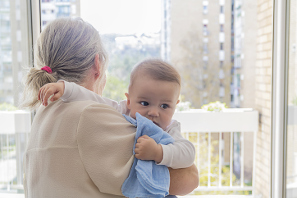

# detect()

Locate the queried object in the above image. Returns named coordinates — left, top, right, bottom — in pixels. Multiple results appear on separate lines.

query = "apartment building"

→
left=41, top=0, right=81, bottom=30
left=0, top=0, right=31, bottom=106
left=0, top=0, right=80, bottom=106
left=162, top=0, right=231, bottom=108
left=232, top=0, right=257, bottom=108
left=161, top=0, right=261, bottom=193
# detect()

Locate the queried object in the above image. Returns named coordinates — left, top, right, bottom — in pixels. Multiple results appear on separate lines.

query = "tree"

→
left=173, top=32, right=231, bottom=108
left=102, top=75, right=128, bottom=102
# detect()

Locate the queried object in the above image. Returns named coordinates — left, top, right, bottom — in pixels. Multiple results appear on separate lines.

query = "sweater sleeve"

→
left=158, top=120, right=196, bottom=169
left=60, top=80, right=130, bottom=114
left=76, top=103, right=135, bottom=195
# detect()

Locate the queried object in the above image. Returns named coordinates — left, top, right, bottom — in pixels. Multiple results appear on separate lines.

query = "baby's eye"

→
left=161, top=104, right=169, bottom=109
left=140, top=101, right=149, bottom=106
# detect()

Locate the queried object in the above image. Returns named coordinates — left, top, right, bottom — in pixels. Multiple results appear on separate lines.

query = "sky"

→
left=81, top=0, right=162, bottom=34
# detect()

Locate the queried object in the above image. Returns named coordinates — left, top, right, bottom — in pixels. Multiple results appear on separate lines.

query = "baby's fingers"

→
left=38, top=86, right=46, bottom=101
left=139, top=135, right=150, bottom=139
left=43, top=88, right=55, bottom=106
left=38, top=88, right=42, bottom=101
left=50, top=91, right=63, bottom=102
left=39, top=86, right=48, bottom=104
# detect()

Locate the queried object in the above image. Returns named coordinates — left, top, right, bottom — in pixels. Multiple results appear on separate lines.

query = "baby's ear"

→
left=125, top=93, right=131, bottom=109
left=176, top=99, right=180, bottom=105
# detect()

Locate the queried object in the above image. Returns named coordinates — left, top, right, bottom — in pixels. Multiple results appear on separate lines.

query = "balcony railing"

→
left=173, top=108, right=258, bottom=197
left=0, top=109, right=258, bottom=197
left=0, top=111, right=31, bottom=195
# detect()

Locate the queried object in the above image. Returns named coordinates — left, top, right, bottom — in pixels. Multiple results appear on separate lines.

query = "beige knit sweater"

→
left=23, top=100, right=136, bottom=198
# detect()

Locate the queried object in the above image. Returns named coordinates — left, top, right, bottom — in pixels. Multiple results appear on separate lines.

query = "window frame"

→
left=271, top=0, right=290, bottom=197
left=16, top=0, right=294, bottom=197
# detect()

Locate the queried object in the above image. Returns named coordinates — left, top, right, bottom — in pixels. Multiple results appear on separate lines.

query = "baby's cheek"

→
left=129, top=110, right=137, bottom=119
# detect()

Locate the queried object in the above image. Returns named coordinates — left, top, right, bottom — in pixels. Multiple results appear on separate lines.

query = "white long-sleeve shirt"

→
left=60, top=81, right=195, bottom=169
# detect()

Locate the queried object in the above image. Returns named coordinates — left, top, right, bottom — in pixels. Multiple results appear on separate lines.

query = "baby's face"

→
left=125, top=75, right=180, bottom=131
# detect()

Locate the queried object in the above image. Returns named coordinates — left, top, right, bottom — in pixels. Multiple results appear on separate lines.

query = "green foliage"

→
left=100, top=33, right=161, bottom=102
left=176, top=95, right=192, bottom=111
left=0, top=103, right=18, bottom=111
left=292, top=96, right=297, bottom=105
left=102, top=33, right=161, bottom=84
left=201, top=101, right=228, bottom=112
left=107, top=46, right=161, bottom=83
left=102, top=75, right=128, bottom=102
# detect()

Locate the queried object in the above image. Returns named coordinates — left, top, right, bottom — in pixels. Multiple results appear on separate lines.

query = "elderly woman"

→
left=21, top=18, right=198, bottom=197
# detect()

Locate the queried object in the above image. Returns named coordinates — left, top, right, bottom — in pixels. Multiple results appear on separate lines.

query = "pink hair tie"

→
left=41, top=66, right=52, bottom=74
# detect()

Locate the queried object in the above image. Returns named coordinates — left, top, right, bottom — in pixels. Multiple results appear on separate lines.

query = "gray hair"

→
left=20, top=17, right=108, bottom=109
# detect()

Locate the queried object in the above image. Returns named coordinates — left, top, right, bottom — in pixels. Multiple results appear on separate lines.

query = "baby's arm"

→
left=159, top=121, right=196, bottom=169
left=135, top=121, right=195, bottom=169
left=39, top=80, right=129, bottom=114
left=61, top=81, right=129, bottom=114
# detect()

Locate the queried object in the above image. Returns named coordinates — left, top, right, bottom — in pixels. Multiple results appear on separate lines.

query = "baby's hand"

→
left=134, top=135, right=163, bottom=163
left=38, top=81, right=65, bottom=106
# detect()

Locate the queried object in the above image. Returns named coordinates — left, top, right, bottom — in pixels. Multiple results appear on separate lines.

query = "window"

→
left=203, top=43, right=208, bottom=54
left=0, top=0, right=280, bottom=197
left=57, top=6, right=71, bottom=17
left=0, top=0, right=32, bottom=194
left=203, top=24, right=208, bottom=35
left=220, top=24, right=224, bottom=32
left=203, top=60, right=208, bottom=69
left=284, top=1, right=297, bottom=197
left=220, top=6, right=224, bottom=14
left=203, top=5, right=208, bottom=14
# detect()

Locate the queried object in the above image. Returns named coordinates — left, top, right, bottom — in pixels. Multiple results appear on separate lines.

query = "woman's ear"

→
left=125, top=93, right=131, bottom=109
left=94, top=54, right=100, bottom=79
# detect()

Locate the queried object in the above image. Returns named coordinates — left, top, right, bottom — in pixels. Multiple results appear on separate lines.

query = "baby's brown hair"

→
left=129, top=59, right=181, bottom=90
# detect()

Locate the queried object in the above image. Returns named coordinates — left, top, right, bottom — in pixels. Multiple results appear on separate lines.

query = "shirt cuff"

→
left=58, top=80, right=73, bottom=102
left=156, top=144, right=172, bottom=167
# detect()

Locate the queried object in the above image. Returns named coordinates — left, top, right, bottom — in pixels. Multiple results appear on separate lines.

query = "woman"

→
left=21, top=18, right=198, bottom=197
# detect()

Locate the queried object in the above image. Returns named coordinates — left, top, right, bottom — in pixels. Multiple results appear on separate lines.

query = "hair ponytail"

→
left=19, top=17, right=108, bottom=110
left=19, top=67, right=57, bottom=110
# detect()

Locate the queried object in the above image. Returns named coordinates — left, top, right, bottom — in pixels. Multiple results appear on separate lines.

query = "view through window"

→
left=0, top=0, right=276, bottom=197
left=286, top=0, right=297, bottom=197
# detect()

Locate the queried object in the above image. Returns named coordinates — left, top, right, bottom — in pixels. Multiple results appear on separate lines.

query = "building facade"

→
left=0, top=0, right=80, bottom=107
left=41, top=0, right=81, bottom=30
left=162, top=0, right=232, bottom=108
left=232, top=0, right=257, bottom=108
left=161, top=0, right=272, bottom=196
left=255, top=0, right=273, bottom=197
left=0, top=0, right=31, bottom=106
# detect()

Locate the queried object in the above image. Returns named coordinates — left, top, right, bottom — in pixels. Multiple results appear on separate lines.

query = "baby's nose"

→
left=148, top=107, right=159, bottom=117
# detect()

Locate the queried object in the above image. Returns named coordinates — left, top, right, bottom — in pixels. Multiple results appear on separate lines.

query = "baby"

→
left=39, top=59, right=195, bottom=169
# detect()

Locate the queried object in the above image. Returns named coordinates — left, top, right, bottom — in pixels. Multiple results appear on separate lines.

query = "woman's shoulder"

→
left=37, top=100, right=121, bottom=121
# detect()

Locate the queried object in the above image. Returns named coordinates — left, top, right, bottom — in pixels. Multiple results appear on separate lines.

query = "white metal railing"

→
left=0, top=109, right=258, bottom=197
left=0, top=111, right=31, bottom=194
left=173, top=108, right=258, bottom=196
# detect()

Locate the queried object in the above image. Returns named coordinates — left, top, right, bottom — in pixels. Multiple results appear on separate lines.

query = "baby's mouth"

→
left=153, top=121, right=160, bottom=127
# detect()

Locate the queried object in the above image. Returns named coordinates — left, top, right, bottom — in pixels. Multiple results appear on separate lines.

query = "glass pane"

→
left=80, top=0, right=162, bottom=101
left=0, top=0, right=32, bottom=195
left=40, top=0, right=80, bottom=30
left=38, top=0, right=273, bottom=197
left=287, top=0, right=297, bottom=197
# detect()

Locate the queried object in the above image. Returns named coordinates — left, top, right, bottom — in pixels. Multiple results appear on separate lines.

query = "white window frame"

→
left=271, top=0, right=289, bottom=197
left=9, top=0, right=293, bottom=197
